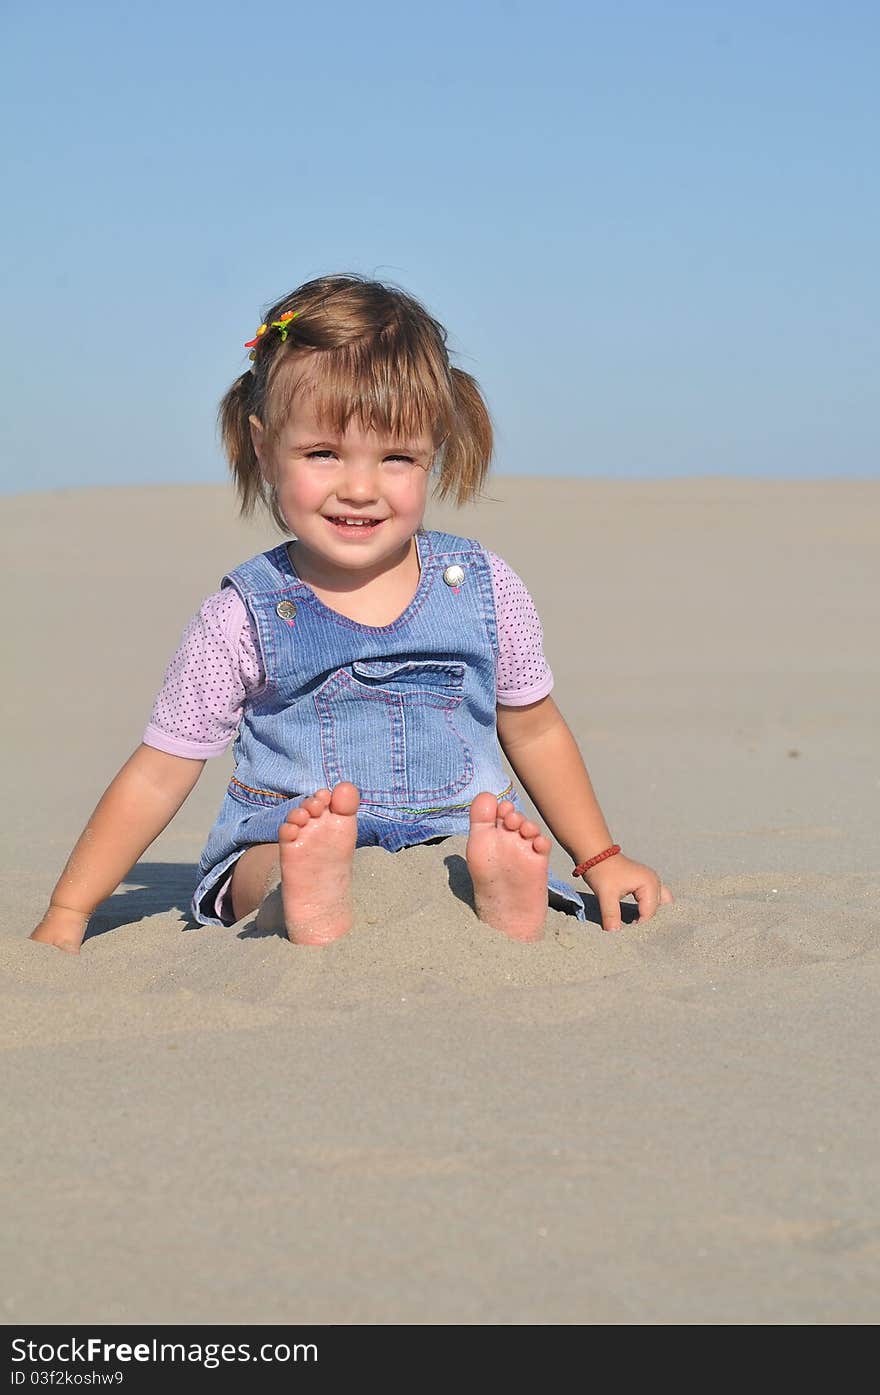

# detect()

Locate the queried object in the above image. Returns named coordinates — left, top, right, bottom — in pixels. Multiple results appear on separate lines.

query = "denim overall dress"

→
left=192, top=527, right=587, bottom=926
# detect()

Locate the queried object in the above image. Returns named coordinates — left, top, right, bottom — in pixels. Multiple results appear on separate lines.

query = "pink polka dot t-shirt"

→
left=144, top=551, right=553, bottom=758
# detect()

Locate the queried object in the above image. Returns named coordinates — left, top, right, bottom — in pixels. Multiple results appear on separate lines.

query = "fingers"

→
left=635, top=880, right=659, bottom=924
left=634, top=876, right=667, bottom=925
left=597, top=876, right=673, bottom=932
left=597, top=891, right=622, bottom=933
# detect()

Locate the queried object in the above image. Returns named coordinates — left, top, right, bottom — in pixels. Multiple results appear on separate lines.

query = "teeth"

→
left=333, top=518, right=377, bottom=526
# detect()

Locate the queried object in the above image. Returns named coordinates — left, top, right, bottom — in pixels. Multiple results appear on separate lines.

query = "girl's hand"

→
left=580, top=855, right=674, bottom=933
left=29, top=905, right=89, bottom=954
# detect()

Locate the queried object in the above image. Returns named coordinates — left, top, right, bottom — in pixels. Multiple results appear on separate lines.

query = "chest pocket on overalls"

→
left=314, top=659, right=473, bottom=807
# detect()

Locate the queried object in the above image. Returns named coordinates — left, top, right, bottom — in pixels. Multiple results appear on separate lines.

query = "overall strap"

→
left=421, top=528, right=483, bottom=561
left=422, top=530, right=499, bottom=658
left=220, top=545, right=294, bottom=599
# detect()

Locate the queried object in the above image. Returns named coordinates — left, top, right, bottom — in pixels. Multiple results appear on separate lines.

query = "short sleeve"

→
left=143, top=588, right=266, bottom=758
left=488, top=552, right=554, bottom=706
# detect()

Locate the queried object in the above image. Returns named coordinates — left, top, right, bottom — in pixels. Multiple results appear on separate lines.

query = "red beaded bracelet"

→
left=572, top=844, right=621, bottom=878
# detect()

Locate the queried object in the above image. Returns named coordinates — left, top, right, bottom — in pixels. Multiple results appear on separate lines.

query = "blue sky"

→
left=2, top=0, right=877, bottom=491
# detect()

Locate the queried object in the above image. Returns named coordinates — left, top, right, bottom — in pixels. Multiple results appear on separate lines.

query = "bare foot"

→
left=277, top=782, right=360, bottom=945
left=466, top=794, right=552, bottom=942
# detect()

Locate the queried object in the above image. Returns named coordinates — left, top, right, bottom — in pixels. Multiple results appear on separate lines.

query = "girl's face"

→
left=251, top=400, right=434, bottom=583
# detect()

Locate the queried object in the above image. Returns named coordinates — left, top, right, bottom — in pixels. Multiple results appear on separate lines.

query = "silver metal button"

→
left=276, top=600, right=297, bottom=621
left=443, top=565, right=465, bottom=588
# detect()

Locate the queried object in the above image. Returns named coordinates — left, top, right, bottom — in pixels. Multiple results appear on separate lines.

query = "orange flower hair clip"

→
left=245, top=310, right=299, bottom=360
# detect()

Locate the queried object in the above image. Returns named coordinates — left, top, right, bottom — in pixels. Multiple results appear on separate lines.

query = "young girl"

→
left=30, top=274, right=672, bottom=953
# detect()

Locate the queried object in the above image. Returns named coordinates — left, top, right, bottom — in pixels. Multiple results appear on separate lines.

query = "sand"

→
left=2, top=477, right=878, bottom=1325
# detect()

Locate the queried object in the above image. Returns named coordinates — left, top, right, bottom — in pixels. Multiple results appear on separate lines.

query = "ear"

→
left=249, top=415, right=271, bottom=481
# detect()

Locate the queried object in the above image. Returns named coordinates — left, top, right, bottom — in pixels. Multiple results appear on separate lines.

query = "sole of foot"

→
left=277, top=782, right=360, bottom=945
left=466, top=794, right=551, bottom=942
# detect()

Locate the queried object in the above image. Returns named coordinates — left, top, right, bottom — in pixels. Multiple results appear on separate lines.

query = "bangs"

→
left=263, top=332, right=454, bottom=448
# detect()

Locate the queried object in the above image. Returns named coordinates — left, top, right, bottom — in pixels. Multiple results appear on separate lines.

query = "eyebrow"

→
left=296, top=439, right=426, bottom=453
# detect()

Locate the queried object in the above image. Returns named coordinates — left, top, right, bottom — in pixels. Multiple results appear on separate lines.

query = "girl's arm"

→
left=29, top=744, right=206, bottom=954
left=496, top=696, right=672, bottom=932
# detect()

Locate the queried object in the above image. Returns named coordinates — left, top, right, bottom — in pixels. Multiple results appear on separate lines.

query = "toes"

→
left=329, top=782, right=360, bottom=816
left=470, top=792, right=499, bottom=826
left=533, top=834, right=552, bottom=855
left=496, top=800, right=514, bottom=819
left=286, top=785, right=359, bottom=828
left=502, top=809, right=524, bottom=832
left=518, top=819, right=539, bottom=839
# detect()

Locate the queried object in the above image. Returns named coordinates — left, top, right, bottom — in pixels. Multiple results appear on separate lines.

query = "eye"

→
left=306, top=450, right=336, bottom=460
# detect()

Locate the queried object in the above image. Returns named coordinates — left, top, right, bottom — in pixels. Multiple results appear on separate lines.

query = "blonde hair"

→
left=219, top=274, right=494, bottom=532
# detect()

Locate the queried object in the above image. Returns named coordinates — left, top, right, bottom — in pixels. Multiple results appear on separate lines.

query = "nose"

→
left=336, top=459, right=381, bottom=505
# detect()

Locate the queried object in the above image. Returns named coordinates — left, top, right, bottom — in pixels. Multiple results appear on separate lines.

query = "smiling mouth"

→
left=325, top=516, right=385, bottom=529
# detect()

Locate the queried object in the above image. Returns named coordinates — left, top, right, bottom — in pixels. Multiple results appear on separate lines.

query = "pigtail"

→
left=218, top=369, right=287, bottom=533
left=434, top=368, right=494, bottom=506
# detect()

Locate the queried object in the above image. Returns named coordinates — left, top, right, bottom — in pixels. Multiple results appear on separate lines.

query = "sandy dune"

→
left=2, top=477, right=878, bottom=1324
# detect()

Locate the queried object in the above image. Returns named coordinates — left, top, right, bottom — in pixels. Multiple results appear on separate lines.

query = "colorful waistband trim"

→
left=229, top=775, right=515, bottom=813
